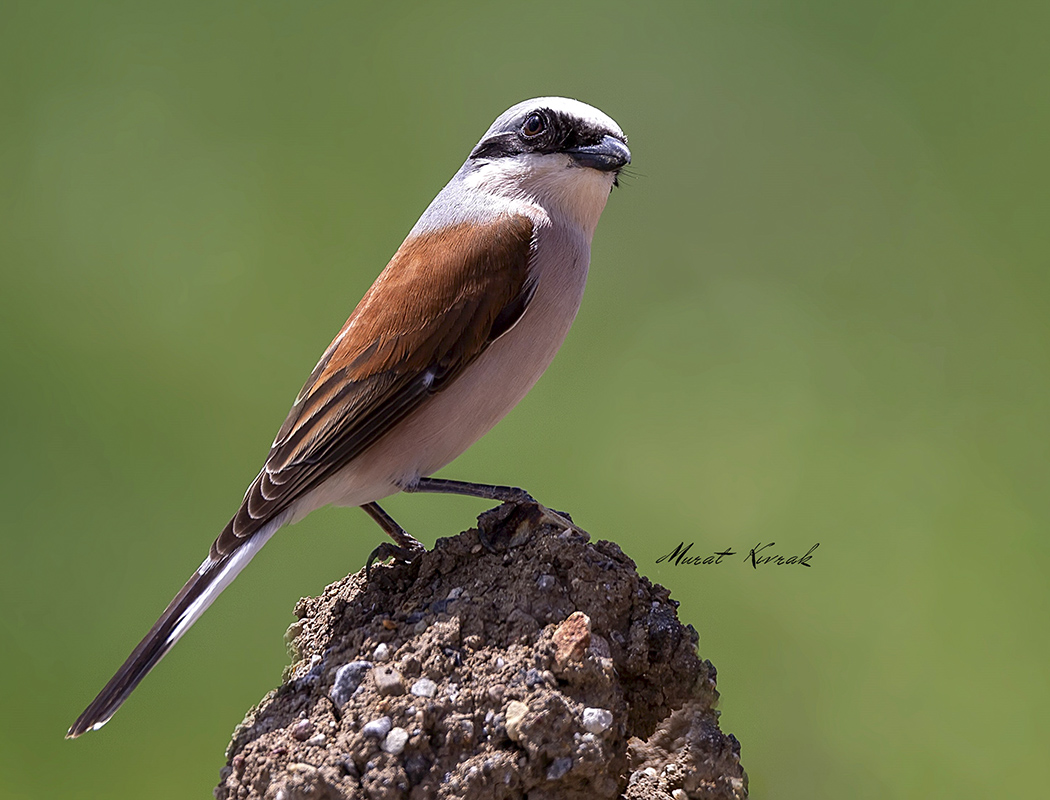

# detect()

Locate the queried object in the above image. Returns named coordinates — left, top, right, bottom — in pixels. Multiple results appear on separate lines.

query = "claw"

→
left=366, top=540, right=424, bottom=580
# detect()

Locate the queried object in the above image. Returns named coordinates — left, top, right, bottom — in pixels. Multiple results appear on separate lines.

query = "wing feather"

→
left=210, top=214, right=535, bottom=558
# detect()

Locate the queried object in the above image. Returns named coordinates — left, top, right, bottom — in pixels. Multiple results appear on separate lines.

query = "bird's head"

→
left=463, top=97, right=630, bottom=234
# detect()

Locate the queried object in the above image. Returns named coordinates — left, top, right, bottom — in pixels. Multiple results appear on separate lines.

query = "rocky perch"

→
left=216, top=503, right=747, bottom=800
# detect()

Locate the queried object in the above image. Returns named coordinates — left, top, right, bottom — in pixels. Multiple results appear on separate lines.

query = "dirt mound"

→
left=216, top=503, right=747, bottom=799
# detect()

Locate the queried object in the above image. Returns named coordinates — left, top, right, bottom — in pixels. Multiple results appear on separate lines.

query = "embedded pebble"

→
left=582, top=707, right=613, bottom=734
left=381, top=727, right=409, bottom=755
left=505, top=700, right=529, bottom=741
left=447, top=587, right=464, bottom=600
left=362, top=716, right=393, bottom=738
left=374, top=664, right=406, bottom=696
left=306, top=733, right=326, bottom=747
left=546, top=756, right=572, bottom=780
left=373, top=643, right=391, bottom=662
left=330, top=661, right=373, bottom=706
left=672, top=790, right=688, bottom=800
left=553, top=612, right=591, bottom=666
left=536, top=574, right=556, bottom=591
left=411, top=677, right=437, bottom=698
left=290, top=719, right=313, bottom=741
left=631, top=767, right=657, bottom=785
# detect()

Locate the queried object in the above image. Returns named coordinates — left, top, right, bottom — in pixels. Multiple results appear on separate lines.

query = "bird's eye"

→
left=521, top=113, right=546, bottom=138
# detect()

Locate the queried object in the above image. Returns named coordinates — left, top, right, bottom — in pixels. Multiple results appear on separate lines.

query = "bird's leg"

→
left=361, top=502, right=425, bottom=577
left=403, top=477, right=581, bottom=537
left=404, top=476, right=534, bottom=503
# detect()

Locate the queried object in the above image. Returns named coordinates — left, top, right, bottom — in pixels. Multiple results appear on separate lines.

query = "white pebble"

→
left=582, top=707, right=613, bottom=734
left=381, top=727, right=409, bottom=755
left=362, top=716, right=392, bottom=738
left=505, top=700, right=529, bottom=742
left=410, top=678, right=437, bottom=698
left=373, top=643, right=391, bottom=662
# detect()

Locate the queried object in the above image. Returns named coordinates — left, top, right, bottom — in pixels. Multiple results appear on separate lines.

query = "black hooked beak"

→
left=566, top=134, right=631, bottom=172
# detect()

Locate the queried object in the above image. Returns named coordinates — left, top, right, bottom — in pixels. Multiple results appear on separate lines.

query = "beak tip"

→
left=568, top=135, right=632, bottom=173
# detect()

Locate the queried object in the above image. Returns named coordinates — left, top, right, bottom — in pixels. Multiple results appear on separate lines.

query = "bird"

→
left=67, top=96, right=630, bottom=738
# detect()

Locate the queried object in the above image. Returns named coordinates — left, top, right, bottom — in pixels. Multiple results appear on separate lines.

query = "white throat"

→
left=465, top=154, right=616, bottom=241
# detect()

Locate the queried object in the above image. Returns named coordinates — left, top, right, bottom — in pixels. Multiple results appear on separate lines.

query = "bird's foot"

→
left=365, top=539, right=425, bottom=580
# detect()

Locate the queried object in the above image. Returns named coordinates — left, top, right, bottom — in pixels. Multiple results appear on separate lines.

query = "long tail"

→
left=66, top=521, right=281, bottom=738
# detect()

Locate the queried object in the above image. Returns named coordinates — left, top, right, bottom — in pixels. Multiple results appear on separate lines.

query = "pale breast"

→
left=287, top=221, right=591, bottom=518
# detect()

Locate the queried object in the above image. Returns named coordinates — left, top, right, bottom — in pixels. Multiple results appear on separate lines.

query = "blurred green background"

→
left=2, top=1, right=1047, bottom=797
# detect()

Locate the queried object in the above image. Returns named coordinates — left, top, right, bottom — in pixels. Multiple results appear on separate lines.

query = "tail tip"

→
left=66, top=712, right=112, bottom=739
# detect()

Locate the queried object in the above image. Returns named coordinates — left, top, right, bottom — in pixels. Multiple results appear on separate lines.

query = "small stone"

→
left=306, top=733, right=326, bottom=747
left=373, top=643, right=391, bottom=662
left=446, top=587, right=463, bottom=601
left=546, top=757, right=572, bottom=780
left=362, top=716, right=393, bottom=738
left=553, top=611, right=591, bottom=667
left=505, top=700, right=529, bottom=742
left=382, top=619, right=397, bottom=630
left=404, top=754, right=430, bottom=784
left=589, top=634, right=612, bottom=660
left=536, top=574, right=556, bottom=591
left=410, top=677, right=437, bottom=698
left=374, top=665, right=406, bottom=696
left=381, top=727, right=409, bottom=755
left=291, top=719, right=313, bottom=741
left=330, top=661, right=372, bottom=707
left=582, top=707, right=613, bottom=734
left=672, top=790, right=688, bottom=800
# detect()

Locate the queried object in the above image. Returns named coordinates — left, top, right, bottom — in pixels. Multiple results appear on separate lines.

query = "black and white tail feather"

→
left=65, top=520, right=281, bottom=738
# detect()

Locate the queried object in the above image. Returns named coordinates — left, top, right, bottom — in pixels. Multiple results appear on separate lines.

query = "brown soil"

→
left=216, top=503, right=747, bottom=799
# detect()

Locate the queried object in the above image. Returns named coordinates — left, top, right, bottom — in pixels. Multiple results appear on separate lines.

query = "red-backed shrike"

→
left=68, top=97, right=630, bottom=737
